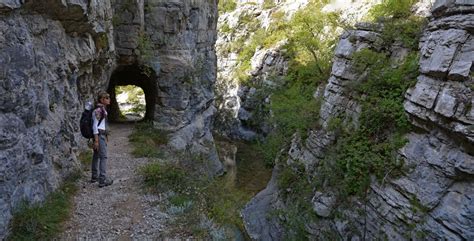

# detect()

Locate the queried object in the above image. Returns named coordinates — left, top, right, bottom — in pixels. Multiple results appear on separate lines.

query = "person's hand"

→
left=93, top=140, right=99, bottom=150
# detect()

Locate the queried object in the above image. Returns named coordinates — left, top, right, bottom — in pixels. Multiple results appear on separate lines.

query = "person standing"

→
left=91, top=91, right=113, bottom=187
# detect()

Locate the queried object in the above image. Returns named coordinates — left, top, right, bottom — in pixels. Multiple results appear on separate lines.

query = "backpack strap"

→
left=98, top=116, right=104, bottom=127
left=95, top=106, right=106, bottom=127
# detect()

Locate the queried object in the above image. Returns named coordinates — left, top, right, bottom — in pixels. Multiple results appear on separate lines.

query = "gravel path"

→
left=61, top=123, right=169, bottom=240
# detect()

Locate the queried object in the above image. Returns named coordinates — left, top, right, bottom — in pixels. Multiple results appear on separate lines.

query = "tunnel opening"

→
left=108, top=65, right=157, bottom=122
left=115, top=85, right=146, bottom=121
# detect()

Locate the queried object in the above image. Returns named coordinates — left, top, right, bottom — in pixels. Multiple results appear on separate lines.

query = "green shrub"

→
left=275, top=163, right=317, bottom=240
left=262, top=0, right=276, bottom=9
left=251, top=0, right=338, bottom=166
left=8, top=171, right=81, bottom=240
left=139, top=162, right=187, bottom=191
left=320, top=50, right=419, bottom=197
left=368, top=0, right=417, bottom=20
left=219, top=23, right=233, bottom=34
left=78, top=151, right=92, bottom=171
left=129, top=122, right=167, bottom=158
left=381, top=16, right=427, bottom=49
left=218, top=0, right=237, bottom=13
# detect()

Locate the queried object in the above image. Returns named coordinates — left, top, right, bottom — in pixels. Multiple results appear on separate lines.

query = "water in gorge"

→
left=214, top=136, right=273, bottom=238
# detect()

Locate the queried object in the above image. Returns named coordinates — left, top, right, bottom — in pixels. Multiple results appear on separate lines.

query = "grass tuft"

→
left=129, top=122, right=168, bottom=158
left=7, top=171, right=81, bottom=240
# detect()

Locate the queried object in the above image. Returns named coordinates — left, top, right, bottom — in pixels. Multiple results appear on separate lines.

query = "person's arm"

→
left=92, top=109, right=100, bottom=149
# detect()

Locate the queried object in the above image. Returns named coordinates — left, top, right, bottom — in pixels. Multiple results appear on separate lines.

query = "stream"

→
left=214, top=136, right=273, bottom=239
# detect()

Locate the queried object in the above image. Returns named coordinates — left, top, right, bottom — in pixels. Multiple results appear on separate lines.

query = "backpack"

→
left=80, top=103, right=104, bottom=139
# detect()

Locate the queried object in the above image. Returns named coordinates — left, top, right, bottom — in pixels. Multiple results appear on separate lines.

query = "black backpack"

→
left=80, top=107, right=104, bottom=139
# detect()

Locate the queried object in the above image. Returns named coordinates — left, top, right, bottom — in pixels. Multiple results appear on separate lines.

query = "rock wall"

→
left=214, top=0, right=382, bottom=140
left=214, top=0, right=307, bottom=140
left=0, top=1, right=115, bottom=237
left=144, top=1, right=221, bottom=172
left=242, top=0, right=473, bottom=240
left=0, top=0, right=220, bottom=238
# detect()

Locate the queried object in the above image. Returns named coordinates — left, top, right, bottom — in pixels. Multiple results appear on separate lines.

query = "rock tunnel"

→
left=107, top=65, right=157, bottom=122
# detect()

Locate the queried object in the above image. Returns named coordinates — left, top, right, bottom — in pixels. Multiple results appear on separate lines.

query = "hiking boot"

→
left=98, top=179, right=113, bottom=188
left=90, top=178, right=98, bottom=183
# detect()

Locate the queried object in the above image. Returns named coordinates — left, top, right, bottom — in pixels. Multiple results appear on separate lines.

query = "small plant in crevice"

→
left=7, top=171, right=81, bottom=240
left=78, top=151, right=93, bottom=171
left=137, top=31, right=153, bottom=62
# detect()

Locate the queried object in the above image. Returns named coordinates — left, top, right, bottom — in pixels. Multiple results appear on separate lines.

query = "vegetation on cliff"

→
left=7, top=171, right=81, bottom=240
left=261, top=0, right=427, bottom=239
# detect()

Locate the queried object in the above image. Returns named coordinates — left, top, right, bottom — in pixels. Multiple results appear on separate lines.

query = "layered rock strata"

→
left=0, top=1, right=115, bottom=237
left=243, top=0, right=474, bottom=240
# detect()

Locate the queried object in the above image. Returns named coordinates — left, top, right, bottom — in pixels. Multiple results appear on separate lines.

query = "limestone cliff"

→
left=214, top=0, right=309, bottom=140
left=242, top=0, right=473, bottom=240
left=0, top=0, right=220, bottom=238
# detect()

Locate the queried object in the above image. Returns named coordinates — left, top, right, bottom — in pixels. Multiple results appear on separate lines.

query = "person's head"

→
left=97, top=91, right=111, bottom=106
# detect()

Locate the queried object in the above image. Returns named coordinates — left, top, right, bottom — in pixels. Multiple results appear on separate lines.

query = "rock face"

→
left=242, top=0, right=473, bottom=240
left=0, top=0, right=220, bottom=238
left=214, top=0, right=382, bottom=140
left=214, top=1, right=305, bottom=140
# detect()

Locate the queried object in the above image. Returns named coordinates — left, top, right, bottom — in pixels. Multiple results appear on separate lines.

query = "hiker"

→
left=91, top=91, right=113, bottom=187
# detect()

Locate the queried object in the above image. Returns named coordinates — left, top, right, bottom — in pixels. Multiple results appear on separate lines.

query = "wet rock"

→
left=242, top=169, right=284, bottom=241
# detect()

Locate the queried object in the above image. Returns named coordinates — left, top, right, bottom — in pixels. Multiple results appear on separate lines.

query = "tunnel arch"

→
left=107, top=65, right=157, bottom=122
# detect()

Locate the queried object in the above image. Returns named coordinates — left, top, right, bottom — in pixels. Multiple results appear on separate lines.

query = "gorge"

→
left=1, top=0, right=473, bottom=240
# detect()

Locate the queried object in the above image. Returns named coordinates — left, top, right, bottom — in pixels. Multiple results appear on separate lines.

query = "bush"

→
left=139, top=162, right=187, bottom=191
left=368, top=0, right=417, bottom=20
left=320, top=50, right=419, bottom=197
left=218, top=0, right=237, bottom=13
left=129, top=122, right=167, bottom=158
left=262, top=0, right=276, bottom=10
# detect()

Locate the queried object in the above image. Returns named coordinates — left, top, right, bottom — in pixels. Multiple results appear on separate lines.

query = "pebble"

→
left=59, top=124, right=184, bottom=239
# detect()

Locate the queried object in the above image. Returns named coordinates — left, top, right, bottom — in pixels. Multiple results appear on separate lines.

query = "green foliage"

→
left=8, top=171, right=81, bottom=240
left=286, top=0, right=339, bottom=75
left=320, top=50, right=419, bottom=197
left=218, top=0, right=237, bottom=13
left=368, top=0, right=417, bottom=20
left=219, top=23, right=233, bottom=34
left=271, top=82, right=320, bottom=135
left=139, top=162, right=187, bottom=191
left=275, top=163, right=317, bottom=240
left=251, top=0, right=338, bottom=166
left=78, top=151, right=93, bottom=171
left=129, top=122, right=168, bottom=158
left=94, top=34, right=108, bottom=51
left=116, top=85, right=146, bottom=117
left=381, top=16, right=427, bottom=49
left=139, top=159, right=253, bottom=237
left=255, top=79, right=321, bottom=166
left=262, top=0, right=276, bottom=9
left=203, top=177, right=251, bottom=230
left=112, top=15, right=122, bottom=26
left=354, top=50, right=419, bottom=136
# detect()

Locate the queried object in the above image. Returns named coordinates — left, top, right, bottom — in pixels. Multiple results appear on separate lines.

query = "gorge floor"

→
left=60, top=123, right=170, bottom=239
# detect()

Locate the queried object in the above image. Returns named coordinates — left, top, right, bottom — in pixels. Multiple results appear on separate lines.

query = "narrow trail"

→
left=61, top=123, right=168, bottom=240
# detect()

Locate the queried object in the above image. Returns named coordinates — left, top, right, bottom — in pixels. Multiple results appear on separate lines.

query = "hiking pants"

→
left=92, top=134, right=107, bottom=182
